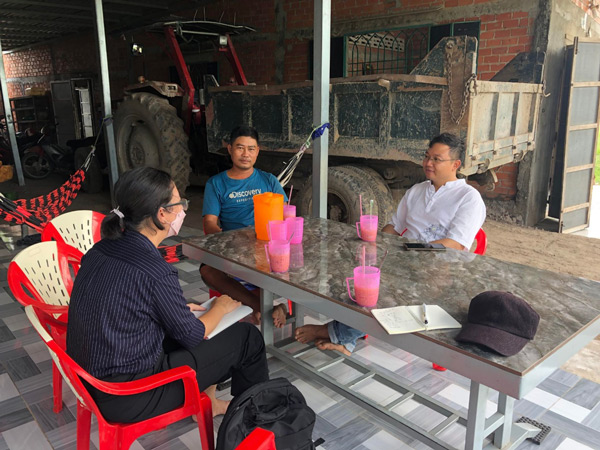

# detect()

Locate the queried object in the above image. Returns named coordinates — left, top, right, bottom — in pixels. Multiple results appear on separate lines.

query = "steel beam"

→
left=312, top=0, right=330, bottom=219
left=93, top=0, right=119, bottom=203
left=0, top=37, right=24, bottom=185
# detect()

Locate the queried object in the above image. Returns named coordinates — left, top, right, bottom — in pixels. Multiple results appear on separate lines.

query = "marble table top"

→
left=185, top=218, right=600, bottom=376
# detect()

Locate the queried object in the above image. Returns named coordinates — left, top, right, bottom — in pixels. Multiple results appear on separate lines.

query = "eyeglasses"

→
left=162, top=198, right=189, bottom=211
left=423, top=154, right=455, bottom=164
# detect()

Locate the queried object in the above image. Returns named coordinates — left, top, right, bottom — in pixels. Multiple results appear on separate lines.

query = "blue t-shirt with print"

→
left=202, top=168, right=287, bottom=231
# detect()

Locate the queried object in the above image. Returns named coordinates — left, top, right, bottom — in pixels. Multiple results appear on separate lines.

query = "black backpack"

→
left=216, top=377, right=317, bottom=450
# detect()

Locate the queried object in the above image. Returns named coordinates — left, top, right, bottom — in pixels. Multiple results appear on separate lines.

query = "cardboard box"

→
left=24, top=87, right=46, bottom=96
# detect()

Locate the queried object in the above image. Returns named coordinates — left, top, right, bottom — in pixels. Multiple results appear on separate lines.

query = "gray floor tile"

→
left=516, top=428, right=566, bottom=450
left=28, top=397, right=76, bottom=434
left=320, top=415, right=380, bottom=450
left=0, top=399, right=33, bottom=433
left=0, top=327, right=14, bottom=344
left=538, top=377, right=574, bottom=397
left=409, top=372, right=451, bottom=397
left=0, top=434, right=9, bottom=450
left=563, top=378, right=600, bottom=410
left=539, top=410, right=600, bottom=448
left=147, top=438, right=190, bottom=450
left=319, top=398, right=367, bottom=428
left=548, top=369, right=580, bottom=387
left=3, top=355, right=41, bottom=381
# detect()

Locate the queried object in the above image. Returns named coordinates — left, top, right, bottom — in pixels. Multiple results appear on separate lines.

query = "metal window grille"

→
left=345, top=26, right=430, bottom=76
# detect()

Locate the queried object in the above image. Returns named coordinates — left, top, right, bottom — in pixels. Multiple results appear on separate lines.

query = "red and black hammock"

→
left=0, top=163, right=87, bottom=233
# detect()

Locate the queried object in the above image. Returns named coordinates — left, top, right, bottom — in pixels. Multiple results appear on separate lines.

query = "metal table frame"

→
left=184, top=242, right=600, bottom=450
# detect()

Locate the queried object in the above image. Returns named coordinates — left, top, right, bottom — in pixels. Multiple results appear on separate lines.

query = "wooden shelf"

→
left=10, top=95, right=53, bottom=133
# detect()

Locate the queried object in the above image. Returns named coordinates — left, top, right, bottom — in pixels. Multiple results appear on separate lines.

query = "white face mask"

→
left=167, top=210, right=186, bottom=237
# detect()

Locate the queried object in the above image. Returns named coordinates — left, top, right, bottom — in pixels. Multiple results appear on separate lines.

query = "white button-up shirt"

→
left=391, top=179, right=486, bottom=249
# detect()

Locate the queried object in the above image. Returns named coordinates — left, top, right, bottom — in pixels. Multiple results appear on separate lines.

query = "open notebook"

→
left=192, top=297, right=253, bottom=339
left=371, top=304, right=461, bottom=335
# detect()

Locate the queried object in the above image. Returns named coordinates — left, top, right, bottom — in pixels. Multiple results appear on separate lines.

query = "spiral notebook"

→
left=371, top=304, right=461, bottom=335
left=192, top=297, right=253, bottom=339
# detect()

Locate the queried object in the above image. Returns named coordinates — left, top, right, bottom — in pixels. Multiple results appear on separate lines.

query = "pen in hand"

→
left=422, top=303, right=429, bottom=325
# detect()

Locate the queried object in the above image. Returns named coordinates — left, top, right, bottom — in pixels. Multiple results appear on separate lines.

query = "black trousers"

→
left=89, top=322, right=268, bottom=423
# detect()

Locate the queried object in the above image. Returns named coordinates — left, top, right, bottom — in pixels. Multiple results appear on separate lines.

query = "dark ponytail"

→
left=101, top=167, right=173, bottom=240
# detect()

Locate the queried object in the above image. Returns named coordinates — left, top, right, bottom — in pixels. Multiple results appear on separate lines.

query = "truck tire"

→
left=296, top=165, right=378, bottom=225
left=74, top=147, right=103, bottom=194
left=347, top=165, right=396, bottom=227
left=114, top=92, right=190, bottom=194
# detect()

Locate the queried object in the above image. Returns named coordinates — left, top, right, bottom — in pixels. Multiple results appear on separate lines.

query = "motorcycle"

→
left=0, top=122, right=42, bottom=166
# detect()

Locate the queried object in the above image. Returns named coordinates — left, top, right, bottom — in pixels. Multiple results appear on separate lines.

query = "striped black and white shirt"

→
left=67, top=230, right=205, bottom=378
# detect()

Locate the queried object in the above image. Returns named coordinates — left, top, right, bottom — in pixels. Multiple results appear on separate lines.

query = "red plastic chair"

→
left=41, top=210, right=105, bottom=255
left=25, top=305, right=214, bottom=450
left=236, top=428, right=276, bottom=449
left=8, top=241, right=83, bottom=412
left=433, top=228, right=487, bottom=372
left=473, top=228, right=487, bottom=255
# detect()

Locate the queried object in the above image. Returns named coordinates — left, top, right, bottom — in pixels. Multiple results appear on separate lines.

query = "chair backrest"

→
left=474, top=228, right=487, bottom=255
left=8, top=241, right=82, bottom=308
left=25, top=305, right=92, bottom=410
left=41, top=210, right=105, bottom=254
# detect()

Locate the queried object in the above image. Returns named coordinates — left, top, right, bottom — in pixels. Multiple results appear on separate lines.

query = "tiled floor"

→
left=1, top=223, right=600, bottom=449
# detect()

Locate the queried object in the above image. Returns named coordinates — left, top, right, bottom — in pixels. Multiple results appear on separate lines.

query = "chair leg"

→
left=76, top=401, right=91, bottom=450
left=198, top=394, right=215, bottom=450
left=52, top=362, right=63, bottom=413
left=98, top=424, right=119, bottom=450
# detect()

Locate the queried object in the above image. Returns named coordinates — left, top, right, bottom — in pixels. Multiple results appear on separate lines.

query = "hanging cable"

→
left=277, top=123, right=330, bottom=187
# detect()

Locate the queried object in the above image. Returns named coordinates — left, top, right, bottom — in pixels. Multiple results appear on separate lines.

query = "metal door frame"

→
left=558, top=37, right=600, bottom=233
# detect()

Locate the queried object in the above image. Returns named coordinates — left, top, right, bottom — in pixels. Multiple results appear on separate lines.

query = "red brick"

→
left=502, top=19, right=519, bottom=28
left=494, top=30, right=511, bottom=38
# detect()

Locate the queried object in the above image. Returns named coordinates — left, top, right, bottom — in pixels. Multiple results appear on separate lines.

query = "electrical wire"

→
left=277, top=123, right=330, bottom=187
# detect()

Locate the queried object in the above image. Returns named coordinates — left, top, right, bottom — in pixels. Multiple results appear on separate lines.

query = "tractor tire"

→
left=296, top=165, right=378, bottom=225
left=74, top=147, right=103, bottom=194
left=114, top=92, right=190, bottom=194
left=346, top=165, right=396, bottom=228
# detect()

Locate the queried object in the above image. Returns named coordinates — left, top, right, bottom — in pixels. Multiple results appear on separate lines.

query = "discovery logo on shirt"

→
left=229, top=189, right=262, bottom=200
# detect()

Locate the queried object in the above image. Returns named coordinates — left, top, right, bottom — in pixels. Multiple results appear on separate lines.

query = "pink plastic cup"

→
left=356, top=215, right=378, bottom=242
left=346, top=266, right=380, bottom=307
left=268, top=220, right=288, bottom=241
left=285, top=217, right=304, bottom=244
left=283, top=205, right=296, bottom=219
left=264, top=240, right=290, bottom=273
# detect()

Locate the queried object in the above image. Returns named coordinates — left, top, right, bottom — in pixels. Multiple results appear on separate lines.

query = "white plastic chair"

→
left=41, top=210, right=105, bottom=254
left=8, top=241, right=82, bottom=413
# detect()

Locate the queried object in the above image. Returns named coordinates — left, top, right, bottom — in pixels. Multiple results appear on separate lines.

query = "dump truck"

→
left=114, top=24, right=544, bottom=227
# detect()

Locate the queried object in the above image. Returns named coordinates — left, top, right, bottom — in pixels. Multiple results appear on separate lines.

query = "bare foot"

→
left=211, top=398, right=230, bottom=417
left=203, top=384, right=231, bottom=418
left=315, top=338, right=351, bottom=356
left=294, top=324, right=329, bottom=344
left=272, top=304, right=287, bottom=328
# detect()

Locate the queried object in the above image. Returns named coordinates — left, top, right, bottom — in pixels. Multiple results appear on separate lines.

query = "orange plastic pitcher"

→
left=253, top=192, right=284, bottom=240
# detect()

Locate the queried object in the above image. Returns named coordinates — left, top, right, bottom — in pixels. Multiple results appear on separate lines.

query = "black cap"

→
left=455, top=291, right=540, bottom=356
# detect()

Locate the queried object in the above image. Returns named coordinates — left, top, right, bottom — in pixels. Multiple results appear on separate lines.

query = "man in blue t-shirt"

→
left=201, top=125, right=288, bottom=327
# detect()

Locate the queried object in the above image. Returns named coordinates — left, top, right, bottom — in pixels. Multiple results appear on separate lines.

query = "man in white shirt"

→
left=295, top=133, right=486, bottom=354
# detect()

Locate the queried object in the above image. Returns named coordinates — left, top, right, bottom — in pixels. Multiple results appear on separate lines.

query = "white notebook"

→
left=371, top=304, right=461, bottom=335
left=192, top=296, right=253, bottom=339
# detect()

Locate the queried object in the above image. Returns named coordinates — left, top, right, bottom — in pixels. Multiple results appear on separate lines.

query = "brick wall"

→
left=476, top=11, right=534, bottom=80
